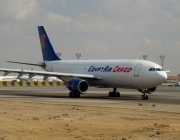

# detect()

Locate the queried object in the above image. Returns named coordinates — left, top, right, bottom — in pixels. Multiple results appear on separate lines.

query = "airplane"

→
left=0, top=68, right=60, bottom=82
left=19, top=75, right=61, bottom=82
left=0, top=74, right=60, bottom=82
left=0, top=69, right=33, bottom=81
left=0, top=26, right=168, bottom=100
left=0, top=76, right=17, bottom=81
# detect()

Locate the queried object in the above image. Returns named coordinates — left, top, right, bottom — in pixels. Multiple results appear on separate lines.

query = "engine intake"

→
left=66, top=78, right=89, bottom=94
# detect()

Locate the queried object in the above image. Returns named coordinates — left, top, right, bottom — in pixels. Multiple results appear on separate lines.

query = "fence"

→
left=0, top=81, right=64, bottom=87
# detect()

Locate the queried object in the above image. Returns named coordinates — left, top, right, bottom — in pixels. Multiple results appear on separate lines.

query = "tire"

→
left=76, top=93, right=80, bottom=98
left=141, top=95, right=145, bottom=100
left=116, top=92, right=120, bottom=97
left=109, top=92, right=113, bottom=97
left=69, top=92, right=72, bottom=97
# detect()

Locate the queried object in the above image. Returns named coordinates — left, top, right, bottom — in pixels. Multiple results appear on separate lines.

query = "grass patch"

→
left=138, top=103, right=143, bottom=106
left=156, top=131, right=161, bottom=135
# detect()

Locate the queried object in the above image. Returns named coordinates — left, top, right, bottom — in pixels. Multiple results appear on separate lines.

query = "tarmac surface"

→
left=0, top=86, right=179, bottom=113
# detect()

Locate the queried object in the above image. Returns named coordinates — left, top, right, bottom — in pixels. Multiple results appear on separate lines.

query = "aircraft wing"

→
left=0, top=68, right=101, bottom=80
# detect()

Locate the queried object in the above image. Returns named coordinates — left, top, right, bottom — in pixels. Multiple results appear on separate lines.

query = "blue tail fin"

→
left=38, top=26, right=60, bottom=61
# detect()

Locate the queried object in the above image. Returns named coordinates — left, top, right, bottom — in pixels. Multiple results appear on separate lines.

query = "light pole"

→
left=76, top=53, right=81, bottom=60
left=142, top=55, right=148, bottom=60
left=160, top=55, right=165, bottom=69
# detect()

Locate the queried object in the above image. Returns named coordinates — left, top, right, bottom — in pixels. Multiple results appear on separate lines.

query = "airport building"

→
left=165, top=76, right=180, bottom=86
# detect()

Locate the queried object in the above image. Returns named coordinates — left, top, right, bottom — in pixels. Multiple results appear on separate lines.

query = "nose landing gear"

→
left=141, top=89, right=148, bottom=100
left=141, top=94, right=148, bottom=100
left=109, top=88, right=120, bottom=97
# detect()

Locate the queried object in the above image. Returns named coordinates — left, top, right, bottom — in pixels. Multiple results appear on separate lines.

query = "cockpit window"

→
left=149, top=68, right=155, bottom=71
left=149, top=68, right=163, bottom=71
left=156, top=68, right=161, bottom=71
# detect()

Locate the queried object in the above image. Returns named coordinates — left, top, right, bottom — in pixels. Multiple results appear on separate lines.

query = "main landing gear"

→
left=109, top=88, right=120, bottom=97
left=141, top=89, right=148, bottom=100
left=69, top=92, right=80, bottom=98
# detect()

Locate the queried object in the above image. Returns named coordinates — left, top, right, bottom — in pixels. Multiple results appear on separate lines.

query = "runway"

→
left=0, top=86, right=179, bottom=113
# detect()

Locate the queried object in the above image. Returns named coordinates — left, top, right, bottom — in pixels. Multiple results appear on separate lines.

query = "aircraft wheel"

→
left=75, top=93, right=80, bottom=98
left=113, top=92, right=116, bottom=97
left=109, top=92, right=113, bottom=97
left=141, top=95, right=145, bottom=100
left=141, top=95, right=148, bottom=100
left=116, top=92, right=120, bottom=97
left=69, top=92, right=80, bottom=98
left=69, top=92, right=73, bottom=97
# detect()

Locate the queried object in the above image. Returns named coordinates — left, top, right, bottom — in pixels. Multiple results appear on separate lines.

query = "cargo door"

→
left=134, top=64, right=142, bottom=77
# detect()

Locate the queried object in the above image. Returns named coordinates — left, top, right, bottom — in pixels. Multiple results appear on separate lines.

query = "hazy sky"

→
left=0, top=0, right=180, bottom=75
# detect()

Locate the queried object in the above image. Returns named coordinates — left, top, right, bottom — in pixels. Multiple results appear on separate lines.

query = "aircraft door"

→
left=134, top=64, right=142, bottom=77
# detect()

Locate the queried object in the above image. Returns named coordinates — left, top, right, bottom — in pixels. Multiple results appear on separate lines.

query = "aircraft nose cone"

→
left=159, top=72, right=167, bottom=83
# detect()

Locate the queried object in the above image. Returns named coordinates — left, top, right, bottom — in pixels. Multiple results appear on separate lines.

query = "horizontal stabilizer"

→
left=6, top=61, right=45, bottom=67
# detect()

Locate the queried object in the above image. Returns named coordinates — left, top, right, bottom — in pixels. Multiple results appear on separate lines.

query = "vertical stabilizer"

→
left=38, top=26, right=60, bottom=61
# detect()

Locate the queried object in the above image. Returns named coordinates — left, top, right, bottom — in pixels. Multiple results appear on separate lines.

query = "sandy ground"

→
left=0, top=101, right=179, bottom=140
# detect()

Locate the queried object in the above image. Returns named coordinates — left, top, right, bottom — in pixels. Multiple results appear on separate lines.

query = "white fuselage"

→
left=42, top=59, right=167, bottom=89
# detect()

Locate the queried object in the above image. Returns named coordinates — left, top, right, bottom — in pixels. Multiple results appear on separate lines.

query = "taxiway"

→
left=0, top=86, right=179, bottom=113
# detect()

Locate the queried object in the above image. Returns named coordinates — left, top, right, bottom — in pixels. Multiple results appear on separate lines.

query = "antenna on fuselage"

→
left=76, top=53, right=81, bottom=60
left=142, top=55, right=148, bottom=60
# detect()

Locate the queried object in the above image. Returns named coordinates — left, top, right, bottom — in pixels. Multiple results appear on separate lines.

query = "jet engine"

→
left=137, top=87, right=157, bottom=94
left=66, top=78, right=89, bottom=94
